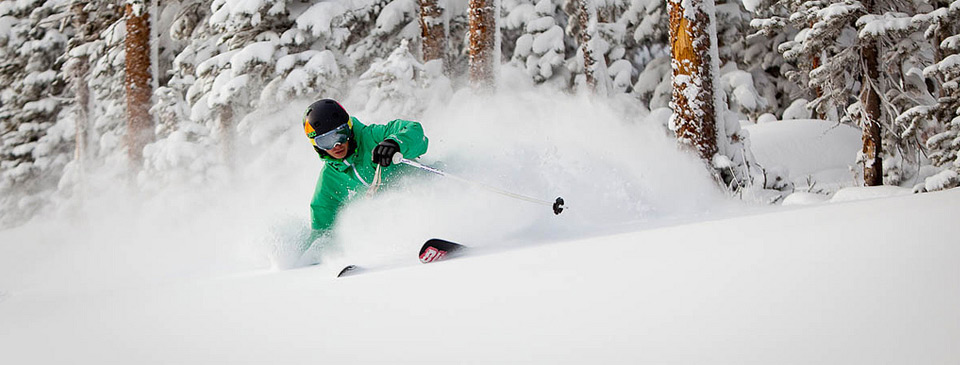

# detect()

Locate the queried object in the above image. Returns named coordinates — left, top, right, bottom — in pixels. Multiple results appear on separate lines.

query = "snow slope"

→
left=1, top=188, right=958, bottom=364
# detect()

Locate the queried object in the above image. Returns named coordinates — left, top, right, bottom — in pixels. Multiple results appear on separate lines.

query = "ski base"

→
left=419, top=238, right=467, bottom=264
left=336, top=265, right=363, bottom=277
left=336, top=239, right=469, bottom=278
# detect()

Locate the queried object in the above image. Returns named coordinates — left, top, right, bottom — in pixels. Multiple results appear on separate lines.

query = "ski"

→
left=336, top=265, right=363, bottom=277
left=336, top=239, right=469, bottom=278
left=419, top=238, right=468, bottom=263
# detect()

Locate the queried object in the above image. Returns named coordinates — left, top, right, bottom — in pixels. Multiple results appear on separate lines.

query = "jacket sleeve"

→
left=310, top=166, right=348, bottom=232
left=372, top=119, right=429, bottom=159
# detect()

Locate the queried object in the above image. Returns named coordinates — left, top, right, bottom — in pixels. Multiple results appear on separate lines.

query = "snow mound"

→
left=924, top=169, right=959, bottom=192
left=744, top=119, right=861, bottom=191
left=782, top=191, right=830, bottom=206
left=830, top=186, right=913, bottom=203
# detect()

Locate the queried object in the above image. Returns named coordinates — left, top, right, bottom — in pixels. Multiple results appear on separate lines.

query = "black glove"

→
left=372, top=139, right=400, bottom=167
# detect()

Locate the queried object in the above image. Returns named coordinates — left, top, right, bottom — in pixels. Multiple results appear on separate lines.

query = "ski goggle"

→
left=312, top=123, right=351, bottom=150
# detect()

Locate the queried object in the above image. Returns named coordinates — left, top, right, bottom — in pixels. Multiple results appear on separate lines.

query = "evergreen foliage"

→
left=0, top=0, right=70, bottom=227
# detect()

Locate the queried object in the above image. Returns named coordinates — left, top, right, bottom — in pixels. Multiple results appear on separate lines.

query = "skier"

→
left=303, top=99, right=429, bottom=244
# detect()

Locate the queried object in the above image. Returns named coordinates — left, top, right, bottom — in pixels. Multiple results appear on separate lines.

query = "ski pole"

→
left=392, top=153, right=566, bottom=215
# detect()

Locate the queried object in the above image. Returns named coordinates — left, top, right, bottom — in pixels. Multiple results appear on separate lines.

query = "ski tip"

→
left=553, top=197, right=565, bottom=215
left=420, top=239, right=467, bottom=264
left=337, top=265, right=361, bottom=278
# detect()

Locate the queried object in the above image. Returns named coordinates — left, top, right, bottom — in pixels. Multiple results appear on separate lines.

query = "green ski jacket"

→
left=310, top=117, right=429, bottom=233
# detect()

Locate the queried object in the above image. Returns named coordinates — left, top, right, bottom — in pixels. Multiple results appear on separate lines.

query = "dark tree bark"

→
left=217, top=105, right=234, bottom=166
left=468, top=0, right=496, bottom=90
left=124, top=2, right=153, bottom=165
left=419, top=0, right=445, bottom=63
left=668, top=0, right=718, bottom=161
left=577, top=0, right=598, bottom=91
left=861, top=0, right=883, bottom=186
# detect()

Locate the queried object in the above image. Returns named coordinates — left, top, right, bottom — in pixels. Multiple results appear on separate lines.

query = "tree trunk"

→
left=667, top=0, right=718, bottom=161
left=811, top=51, right=827, bottom=120
left=71, top=1, right=91, bottom=172
left=218, top=105, right=234, bottom=166
left=124, top=2, right=153, bottom=166
left=73, top=59, right=90, bottom=165
left=577, top=0, right=598, bottom=91
left=861, top=0, right=883, bottom=186
left=468, top=0, right=496, bottom=90
left=419, top=0, right=445, bottom=63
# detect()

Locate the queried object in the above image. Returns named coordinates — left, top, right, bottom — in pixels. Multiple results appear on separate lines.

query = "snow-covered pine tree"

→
left=65, top=0, right=94, bottom=179
left=349, top=39, right=452, bottom=119
left=503, top=0, right=570, bottom=86
left=851, top=1, right=937, bottom=186
left=626, top=0, right=672, bottom=109
left=564, top=0, right=634, bottom=94
left=667, top=0, right=778, bottom=194
left=744, top=0, right=805, bottom=120
left=0, top=0, right=71, bottom=227
left=632, top=0, right=786, bottom=119
left=55, top=0, right=127, bottom=205
left=861, top=6, right=936, bottom=173
left=712, top=0, right=782, bottom=120
left=335, top=0, right=424, bottom=76
left=764, top=0, right=936, bottom=186
left=907, top=0, right=960, bottom=190
left=82, top=2, right=131, bottom=173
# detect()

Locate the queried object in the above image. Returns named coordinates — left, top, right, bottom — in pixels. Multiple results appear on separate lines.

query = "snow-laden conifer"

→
left=349, top=39, right=452, bottom=119
left=909, top=0, right=960, bottom=191
left=0, top=0, right=71, bottom=227
left=504, top=0, right=570, bottom=86
left=754, top=0, right=937, bottom=186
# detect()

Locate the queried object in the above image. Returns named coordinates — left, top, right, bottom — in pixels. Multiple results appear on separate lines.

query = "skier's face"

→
left=325, top=142, right=349, bottom=159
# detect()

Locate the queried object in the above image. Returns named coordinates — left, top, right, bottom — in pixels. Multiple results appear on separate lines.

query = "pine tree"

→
left=746, top=0, right=807, bottom=120
left=66, top=0, right=92, bottom=177
left=564, top=0, right=634, bottom=94
left=350, top=39, right=452, bottom=119
left=907, top=0, right=960, bottom=190
left=628, top=0, right=673, bottom=110
left=504, top=0, right=570, bottom=86
left=0, top=0, right=71, bottom=227
left=668, top=0, right=773, bottom=192
left=756, top=0, right=937, bottom=186
left=54, top=0, right=127, bottom=205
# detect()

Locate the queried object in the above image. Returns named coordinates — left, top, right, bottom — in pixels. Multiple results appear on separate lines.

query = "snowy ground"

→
left=1, top=188, right=958, bottom=364
left=1, top=93, right=958, bottom=364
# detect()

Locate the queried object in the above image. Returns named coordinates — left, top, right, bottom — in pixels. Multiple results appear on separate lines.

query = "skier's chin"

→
left=327, top=145, right=348, bottom=159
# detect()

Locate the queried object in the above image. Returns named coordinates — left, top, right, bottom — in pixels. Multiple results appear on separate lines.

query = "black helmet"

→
left=303, top=99, right=351, bottom=150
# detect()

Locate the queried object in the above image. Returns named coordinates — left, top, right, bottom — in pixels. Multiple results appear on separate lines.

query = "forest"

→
left=1, top=0, right=959, bottom=228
